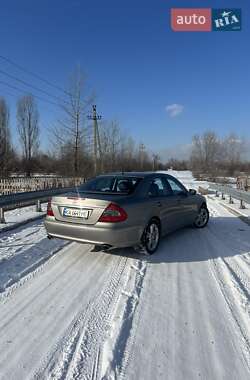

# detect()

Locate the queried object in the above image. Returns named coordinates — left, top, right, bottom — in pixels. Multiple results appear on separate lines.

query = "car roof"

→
left=96, top=172, right=177, bottom=179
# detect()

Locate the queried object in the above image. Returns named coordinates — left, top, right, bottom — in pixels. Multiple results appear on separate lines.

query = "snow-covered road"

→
left=125, top=200, right=250, bottom=380
left=0, top=198, right=249, bottom=379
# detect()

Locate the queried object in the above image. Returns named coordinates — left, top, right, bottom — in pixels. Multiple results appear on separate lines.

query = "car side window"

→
left=116, top=179, right=134, bottom=192
left=166, top=178, right=186, bottom=195
left=148, top=177, right=171, bottom=197
left=93, top=177, right=114, bottom=191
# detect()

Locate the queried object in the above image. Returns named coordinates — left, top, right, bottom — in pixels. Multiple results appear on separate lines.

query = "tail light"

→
left=99, top=203, right=127, bottom=223
left=47, top=199, right=54, bottom=216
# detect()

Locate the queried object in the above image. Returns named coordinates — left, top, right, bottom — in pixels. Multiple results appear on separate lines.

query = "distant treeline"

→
left=0, top=68, right=249, bottom=178
left=166, top=131, right=250, bottom=178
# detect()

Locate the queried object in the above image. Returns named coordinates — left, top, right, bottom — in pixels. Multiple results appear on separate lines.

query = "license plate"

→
left=63, top=207, right=89, bottom=219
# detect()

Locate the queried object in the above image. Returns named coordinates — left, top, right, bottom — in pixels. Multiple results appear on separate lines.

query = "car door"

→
left=145, top=177, right=171, bottom=235
left=164, top=177, right=197, bottom=228
left=146, top=176, right=183, bottom=235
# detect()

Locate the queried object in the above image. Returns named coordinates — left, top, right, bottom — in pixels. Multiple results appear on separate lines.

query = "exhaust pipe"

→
left=102, top=244, right=112, bottom=251
left=92, top=244, right=112, bottom=252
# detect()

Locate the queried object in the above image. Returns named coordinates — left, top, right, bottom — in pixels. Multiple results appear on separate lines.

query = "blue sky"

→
left=0, top=0, right=249, bottom=158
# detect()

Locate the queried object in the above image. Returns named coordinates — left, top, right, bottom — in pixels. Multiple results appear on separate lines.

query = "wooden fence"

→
left=0, top=177, right=85, bottom=195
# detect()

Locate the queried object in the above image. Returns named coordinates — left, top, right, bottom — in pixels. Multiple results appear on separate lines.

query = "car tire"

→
left=139, top=219, right=161, bottom=255
left=194, top=205, right=209, bottom=228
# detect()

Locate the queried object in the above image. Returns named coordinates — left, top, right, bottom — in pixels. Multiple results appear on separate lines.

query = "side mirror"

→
left=189, top=189, right=197, bottom=195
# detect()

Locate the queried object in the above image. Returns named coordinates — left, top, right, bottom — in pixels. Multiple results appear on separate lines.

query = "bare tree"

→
left=191, top=131, right=220, bottom=174
left=0, top=97, right=11, bottom=175
left=98, top=122, right=155, bottom=173
left=152, top=153, right=160, bottom=170
left=222, top=133, right=243, bottom=175
left=17, top=94, right=39, bottom=176
left=53, top=66, right=93, bottom=176
left=99, top=121, right=122, bottom=172
left=203, top=131, right=220, bottom=171
left=223, top=133, right=241, bottom=163
left=190, top=130, right=249, bottom=177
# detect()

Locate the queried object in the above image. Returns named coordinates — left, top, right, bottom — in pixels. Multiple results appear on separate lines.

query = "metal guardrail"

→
left=0, top=187, right=76, bottom=224
left=209, top=183, right=250, bottom=209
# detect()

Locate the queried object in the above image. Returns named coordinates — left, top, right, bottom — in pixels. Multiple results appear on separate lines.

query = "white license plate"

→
left=63, top=207, right=89, bottom=219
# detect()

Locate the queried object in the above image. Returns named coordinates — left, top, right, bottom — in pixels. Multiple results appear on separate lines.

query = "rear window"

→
left=79, top=176, right=142, bottom=194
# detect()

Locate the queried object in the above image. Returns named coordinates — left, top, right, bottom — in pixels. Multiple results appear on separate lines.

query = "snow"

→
left=0, top=171, right=249, bottom=379
left=209, top=193, right=250, bottom=219
left=0, top=219, right=67, bottom=293
left=0, top=203, right=47, bottom=231
left=123, top=200, right=250, bottom=379
left=158, top=169, right=209, bottom=191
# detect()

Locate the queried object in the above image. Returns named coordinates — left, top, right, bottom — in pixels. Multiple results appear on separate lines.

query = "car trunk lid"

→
left=50, top=191, right=128, bottom=225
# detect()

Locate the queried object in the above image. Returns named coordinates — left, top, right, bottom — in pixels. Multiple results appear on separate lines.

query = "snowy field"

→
left=0, top=171, right=249, bottom=379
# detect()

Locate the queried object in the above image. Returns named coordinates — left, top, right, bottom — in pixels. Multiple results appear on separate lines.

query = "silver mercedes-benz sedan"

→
left=44, top=172, right=209, bottom=254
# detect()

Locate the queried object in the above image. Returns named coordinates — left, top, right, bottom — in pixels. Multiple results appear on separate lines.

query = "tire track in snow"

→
left=0, top=245, right=122, bottom=380
left=99, top=259, right=147, bottom=380
left=35, top=255, right=129, bottom=380
left=0, top=243, right=82, bottom=329
left=67, top=255, right=129, bottom=380
left=222, top=257, right=250, bottom=308
left=207, top=207, right=250, bottom=310
left=210, top=255, right=250, bottom=370
left=165, top=235, right=230, bottom=379
left=228, top=254, right=250, bottom=286
left=239, top=253, right=250, bottom=267
left=178, top=261, right=224, bottom=379
left=0, top=245, right=101, bottom=378
left=202, top=201, right=250, bottom=370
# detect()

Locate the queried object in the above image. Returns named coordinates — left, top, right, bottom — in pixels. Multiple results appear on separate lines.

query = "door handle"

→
left=156, top=201, right=162, bottom=207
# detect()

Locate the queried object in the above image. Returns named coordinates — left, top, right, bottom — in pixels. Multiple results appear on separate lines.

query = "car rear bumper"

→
left=44, top=217, right=143, bottom=248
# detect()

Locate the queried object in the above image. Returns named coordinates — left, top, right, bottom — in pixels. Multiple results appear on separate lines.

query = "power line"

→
left=0, top=87, right=20, bottom=100
left=0, top=79, right=61, bottom=108
left=0, top=68, right=67, bottom=104
left=0, top=54, right=66, bottom=95
left=0, top=89, right=60, bottom=121
left=0, top=55, right=93, bottom=108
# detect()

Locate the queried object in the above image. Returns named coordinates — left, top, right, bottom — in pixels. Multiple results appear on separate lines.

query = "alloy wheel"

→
left=195, top=207, right=209, bottom=228
left=145, top=222, right=160, bottom=254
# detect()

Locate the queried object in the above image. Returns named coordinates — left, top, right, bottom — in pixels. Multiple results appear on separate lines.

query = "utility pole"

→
left=88, top=105, right=102, bottom=175
left=74, top=111, right=79, bottom=176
